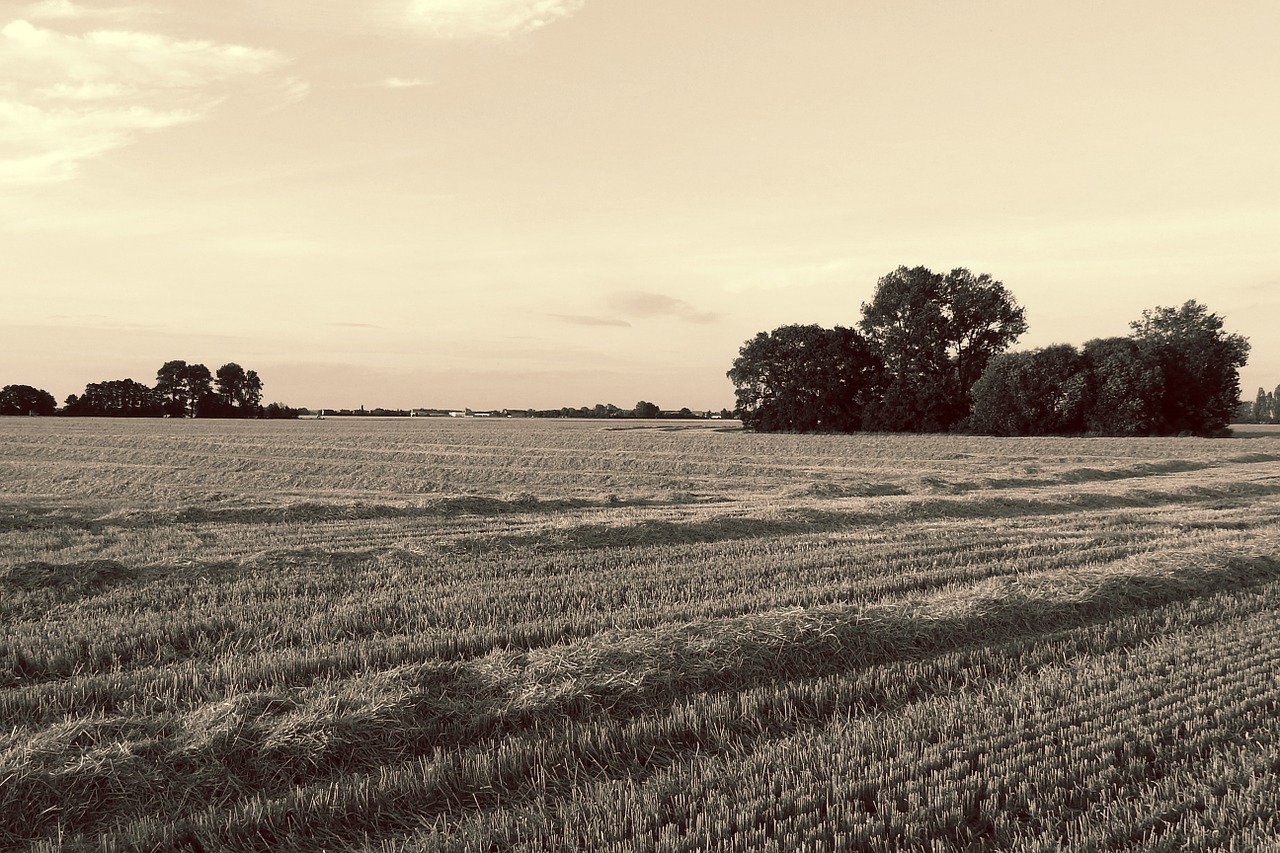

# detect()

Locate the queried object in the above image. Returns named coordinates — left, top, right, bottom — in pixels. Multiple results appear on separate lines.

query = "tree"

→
left=264, top=402, right=302, bottom=419
left=969, top=345, right=1091, bottom=435
left=1253, top=388, right=1271, bottom=425
left=1129, top=300, right=1249, bottom=435
left=0, top=385, right=57, bottom=416
left=215, top=363, right=263, bottom=416
left=859, top=266, right=1027, bottom=432
left=64, top=379, right=163, bottom=417
left=727, top=324, right=883, bottom=432
left=633, top=400, right=660, bottom=419
left=1080, top=337, right=1165, bottom=435
left=155, top=360, right=213, bottom=417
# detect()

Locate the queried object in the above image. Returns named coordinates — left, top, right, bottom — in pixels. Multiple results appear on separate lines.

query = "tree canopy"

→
left=64, top=379, right=164, bottom=417
left=156, top=360, right=213, bottom=418
left=1080, top=337, right=1164, bottom=436
left=0, top=385, right=57, bottom=416
left=728, top=270, right=1247, bottom=437
left=48, top=359, right=287, bottom=418
left=968, top=345, right=1091, bottom=436
left=968, top=302, right=1249, bottom=437
left=727, top=324, right=883, bottom=433
left=1130, top=301, right=1249, bottom=435
left=216, top=363, right=264, bottom=412
left=858, top=266, right=1026, bottom=431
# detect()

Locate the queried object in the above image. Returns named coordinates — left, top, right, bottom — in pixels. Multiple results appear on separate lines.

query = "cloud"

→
left=23, top=0, right=155, bottom=21
left=607, top=291, right=720, bottom=324
left=402, top=0, right=588, bottom=40
left=277, top=75, right=309, bottom=102
left=381, top=75, right=430, bottom=89
left=549, top=313, right=631, bottom=328
left=0, top=18, right=291, bottom=183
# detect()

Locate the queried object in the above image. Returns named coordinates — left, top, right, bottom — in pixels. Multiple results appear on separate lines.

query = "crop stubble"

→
left=3, top=418, right=1280, bottom=851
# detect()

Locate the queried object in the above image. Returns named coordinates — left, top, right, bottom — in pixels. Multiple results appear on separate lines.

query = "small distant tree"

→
left=1130, top=300, right=1249, bottom=435
left=969, top=345, right=1091, bottom=435
left=728, top=324, right=883, bottom=432
left=264, top=403, right=302, bottom=419
left=633, top=400, right=660, bottom=419
left=1252, top=388, right=1271, bottom=425
left=0, top=385, right=57, bottom=416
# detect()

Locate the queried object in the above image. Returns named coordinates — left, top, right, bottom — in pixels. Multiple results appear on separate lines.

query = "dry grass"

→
left=3, top=418, right=1280, bottom=851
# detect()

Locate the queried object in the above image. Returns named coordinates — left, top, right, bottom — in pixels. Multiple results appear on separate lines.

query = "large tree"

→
left=215, top=363, right=263, bottom=416
left=155, top=360, right=213, bottom=417
left=969, top=345, right=1091, bottom=436
left=0, top=384, right=57, bottom=416
left=859, top=266, right=1027, bottom=431
left=727, top=324, right=883, bottom=432
left=1129, top=300, right=1249, bottom=435
left=1081, top=337, right=1165, bottom=436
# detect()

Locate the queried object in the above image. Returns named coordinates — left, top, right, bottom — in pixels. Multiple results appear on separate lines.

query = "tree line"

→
left=1, top=361, right=302, bottom=419
left=728, top=266, right=1250, bottom=436
left=526, top=402, right=732, bottom=419
left=1237, top=387, right=1280, bottom=425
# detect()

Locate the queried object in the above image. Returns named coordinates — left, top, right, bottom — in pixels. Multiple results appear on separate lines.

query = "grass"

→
left=3, top=417, right=1280, bottom=851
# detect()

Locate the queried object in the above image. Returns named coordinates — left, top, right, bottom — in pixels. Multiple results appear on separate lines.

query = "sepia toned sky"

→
left=3, top=0, right=1278, bottom=411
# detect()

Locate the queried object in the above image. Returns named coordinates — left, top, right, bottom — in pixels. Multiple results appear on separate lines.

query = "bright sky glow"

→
left=3, top=0, right=1278, bottom=410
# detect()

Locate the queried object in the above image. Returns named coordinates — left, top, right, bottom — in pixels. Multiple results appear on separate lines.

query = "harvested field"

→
left=3, top=417, right=1280, bottom=851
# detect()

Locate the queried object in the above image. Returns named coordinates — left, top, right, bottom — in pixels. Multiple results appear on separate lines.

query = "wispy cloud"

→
left=549, top=313, right=631, bottom=328
left=23, top=0, right=156, bottom=22
left=0, top=18, right=291, bottom=183
left=607, top=291, right=719, bottom=324
left=277, top=75, right=309, bottom=102
left=402, top=0, right=588, bottom=40
left=381, top=75, right=430, bottom=89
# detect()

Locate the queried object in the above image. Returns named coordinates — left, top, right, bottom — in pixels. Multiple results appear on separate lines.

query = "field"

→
left=4, top=417, right=1280, bottom=852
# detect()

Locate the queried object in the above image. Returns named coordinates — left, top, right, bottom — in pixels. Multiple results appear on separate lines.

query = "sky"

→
left=3, top=0, right=1278, bottom=411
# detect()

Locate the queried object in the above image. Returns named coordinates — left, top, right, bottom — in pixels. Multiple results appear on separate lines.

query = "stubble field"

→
left=3, top=416, right=1280, bottom=852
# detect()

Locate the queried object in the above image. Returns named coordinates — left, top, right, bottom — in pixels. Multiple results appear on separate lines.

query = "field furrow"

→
left=4, top=419, right=1280, bottom=851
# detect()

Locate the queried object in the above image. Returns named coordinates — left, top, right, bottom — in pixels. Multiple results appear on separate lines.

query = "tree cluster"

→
left=729, top=266, right=1249, bottom=437
left=729, top=267, right=1025, bottom=433
left=150, top=360, right=264, bottom=418
left=969, top=303, right=1249, bottom=436
left=0, top=385, right=58, bottom=416
left=3, top=361, right=300, bottom=419
left=1236, top=386, right=1280, bottom=424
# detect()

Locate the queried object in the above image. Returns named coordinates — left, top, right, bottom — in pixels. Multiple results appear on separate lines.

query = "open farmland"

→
left=4, top=417, right=1280, bottom=852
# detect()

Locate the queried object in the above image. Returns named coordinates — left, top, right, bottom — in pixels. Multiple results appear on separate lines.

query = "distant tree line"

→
left=1236, top=386, right=1280, bottom=424
left=4, top=361, right=301, bottom=418
left=728, top=266, right=1249, bottom=437
left=527, top=402, right=732, bottom=419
